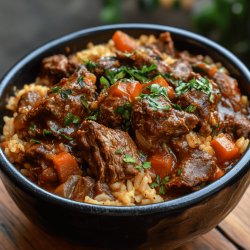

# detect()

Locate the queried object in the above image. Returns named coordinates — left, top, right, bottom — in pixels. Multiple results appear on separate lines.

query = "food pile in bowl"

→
left=1, top=30, right=249, bottom=206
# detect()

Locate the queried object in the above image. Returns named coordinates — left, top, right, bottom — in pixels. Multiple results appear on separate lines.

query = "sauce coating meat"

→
left=2, top=31, right=250, bottom=206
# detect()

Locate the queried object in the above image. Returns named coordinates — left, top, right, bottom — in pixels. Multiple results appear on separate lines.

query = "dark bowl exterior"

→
left=0, top=24, right=249, bottom=249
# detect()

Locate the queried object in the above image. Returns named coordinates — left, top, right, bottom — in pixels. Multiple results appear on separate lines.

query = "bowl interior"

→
left=0, top=24, right=249, bottom=213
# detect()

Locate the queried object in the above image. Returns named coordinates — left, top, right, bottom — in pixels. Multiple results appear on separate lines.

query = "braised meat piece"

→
left=132, top=97, right=199, bottom=151
left=177, top=90, right=219, bottom=135
left=38, top=54, right=79, bottom=85
left=54, top=175, right=95, bottom=201
left=14, top=66, right=97, bottom=140
left=17, top=90, right=43, bottom=113
left=87, top=56, right=120, bottom=76
left=223, top=114, right=250, bottom=138
left=99, top=95, right=128, bottom=128
left=77, top=121, right=140, bottom=183
left=167, top=149, right=216, bottom=189
left=116, top=47, right=170, bottom=75
left=213, top=71, right=242, bottom=111
left=171, top=60, right=192, bottom=81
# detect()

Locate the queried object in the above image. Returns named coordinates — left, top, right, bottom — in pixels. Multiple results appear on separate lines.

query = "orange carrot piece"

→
left=142, top=75, right=175, bottom=99
left=149, top=153, right=173, bottom=178
left=109, top=80, right=142, bottom=102
left=210, top=166, right=225, bottom=182
left=112, top=31, right=136, bottom=52
left=53, top=152, right=81, bottom=183
left=211, top=135, right=239, bottom=163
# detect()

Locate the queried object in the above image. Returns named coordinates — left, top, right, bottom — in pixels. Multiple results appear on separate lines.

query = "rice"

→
left=6, top=83, right=49, bottom=111
left=84, top=171, right=163, bottom=206
left=2, top=34, right=249, bottom=207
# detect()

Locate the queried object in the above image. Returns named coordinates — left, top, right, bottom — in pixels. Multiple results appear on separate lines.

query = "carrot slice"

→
left=210, top=166, right=225, bottom=182
left=211, top=135, right=239, bottom=163
left=149, top=153, right=173, bottom=178
left=112, top=31, right=136, bottom=52
left=53, top=152, right=81, bottom=183
left=142, top=75, right=175, bottom=99
left=109, top=80, right=142, bottom=102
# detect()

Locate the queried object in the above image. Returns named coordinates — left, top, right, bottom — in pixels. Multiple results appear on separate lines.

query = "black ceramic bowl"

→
left=0, top=24, right=250, bottom=249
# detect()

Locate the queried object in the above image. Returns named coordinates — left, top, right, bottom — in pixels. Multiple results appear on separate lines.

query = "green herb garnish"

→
left=175, top=76, right=214, bottom=103
left=140, top=84, right=172, bottom=111
left=43, top=129, right=52, bottom=136
left=115, top=149, right=123, bottom=155
left=173, top=104, right=182, bottom=111
left=186, top=105, right=196, bottom=113
left=177, top=168, right=182, bottom=176
left=114, top=102, right=133, bottom=130
left=60, top=89, right=72, bottom=99
left=100, top=76, right=110, bottom=90
left=85, top=60, right=98, bottom=71
left=64, top=112, right=80, bottom=126
left=51, top=86, right=61, bottom=93
left=86, top=109, right=99, bottom=121
left=30, top=139, right=41, bottom=144
left=150, top=175, right=170, bottom=195
left=29, top=123, right=36, bottom=131
left=134, top=161, right=151, bottom=172
left=80, top=95, right=89, bottom=109
left=77, top=76, right=85, bottom=87
left=123, top=154, right=137, bottom=164
left=105, top=64, right=157, bottom=84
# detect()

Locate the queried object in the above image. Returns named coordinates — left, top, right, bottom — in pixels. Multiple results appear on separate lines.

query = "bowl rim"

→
left=0, top=23, right=250, bottom=216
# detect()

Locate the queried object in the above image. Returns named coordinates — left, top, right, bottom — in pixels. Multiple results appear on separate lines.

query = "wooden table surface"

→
left=0, top=179, right=249, bottom=250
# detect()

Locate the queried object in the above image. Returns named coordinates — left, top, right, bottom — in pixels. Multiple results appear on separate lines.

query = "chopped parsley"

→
left=58, top=128, right=73, bottom=141
left=123, top=154, right=137, bottom=164
left=173, top=104, right=182, bottom=111
left=175, top=76, right=214, bottom=103
left=43, top=129, right=52, bottom=136
left=51, top=86, right=61, bottom=93
left=114, top=102, right=133, bottom=130
left=177, top=168, right=182, bottom=176
left=105, top=64, right=157, bottom=84
left=85, top=60, right=98, bottom=71
left=140, top=84, right=172, bottom=111
left=115, top=149, right=123, bottom=155
left=29, top=123, right=36, bottom=132
left=64, top=112, right=80, bottom=126
left=100, top=76, right=110, bottom=91
left=80, top=95, right=89, bottom=109
left=60, top=89, right=72, bottom=99
left=134, top=161, right=151, bottom=172
left=77, top=76, right=85, bottom=87
left=30, top=139, right=41, bottom=144
left=150, top=175, right=170, bottom=195
left=86, top=109, right=99, bottom=121
left=185, top=105, right=196, bottom=113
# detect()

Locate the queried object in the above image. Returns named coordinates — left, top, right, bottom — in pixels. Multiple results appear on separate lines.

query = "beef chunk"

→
left=167, top=149, right=216, bottom=189
left=154, top=32, right=175, bottom=56
left=54, top=175, right=95, bottom=201
left=132, top=97, right=199, bottom=151
left=223, top=114, right=250, bottom=138
left=88, top=56, right=120, bottom=76
left=213, top=72, right=241, bottom=111
left=38, top=54, right=79, bottom=85
left=171, top=60, right=192, bottom=81
left=99, top=95, right=129, bottom=129
left=14, top=66, right=97, bottom=140
left=177, top=90, right=220, bottom=135
left=77, top=121, right=140, bottom=183
left=17, top=90, right=43, bottom=113
left=116, top=46, right=170, bottom=75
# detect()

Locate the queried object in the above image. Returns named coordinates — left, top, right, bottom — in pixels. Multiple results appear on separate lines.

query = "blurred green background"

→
left=0, top=0, right=249, bottom=78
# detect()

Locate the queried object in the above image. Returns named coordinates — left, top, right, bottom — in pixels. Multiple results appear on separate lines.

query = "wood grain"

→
left=0, top=179, right=249, bottom=250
